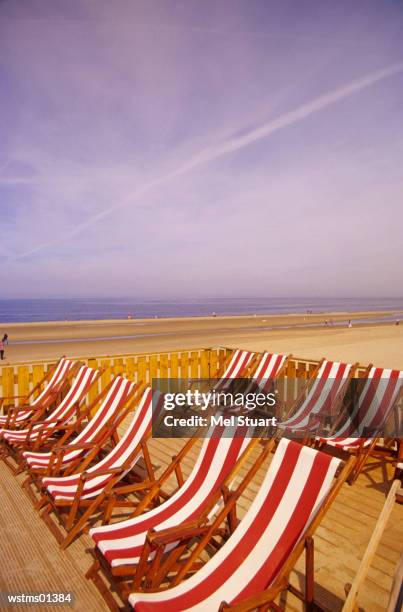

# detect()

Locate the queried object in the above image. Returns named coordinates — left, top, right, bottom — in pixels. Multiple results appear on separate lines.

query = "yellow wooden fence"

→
left=0, top=347, right=367, bottom=408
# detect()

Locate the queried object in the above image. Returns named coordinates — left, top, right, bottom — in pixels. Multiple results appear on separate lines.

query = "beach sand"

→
left=1, top=311, right=402, bottom=368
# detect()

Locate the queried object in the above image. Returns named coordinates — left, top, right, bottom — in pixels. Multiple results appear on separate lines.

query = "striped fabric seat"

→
left=1, top=365, right=99, bottom=444
left=324, top=367, right=403, bottom=449
left=215, top=350, right=255, bottom=390
left=89, top=428, right=251, bottom=568
left=42, top=386, right=153, bottom=501
left=0, top=358, right=74, bottom=427
left=22, top=376, right=135, bottom=470
left=128, top=439, right=342, bottom=611
left=244, top=352, right=287, bottom=394
left=280, top=360, right=353, bottom=432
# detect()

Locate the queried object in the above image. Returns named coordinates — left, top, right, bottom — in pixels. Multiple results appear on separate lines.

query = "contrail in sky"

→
left=12, top=60, right=403, bottom=261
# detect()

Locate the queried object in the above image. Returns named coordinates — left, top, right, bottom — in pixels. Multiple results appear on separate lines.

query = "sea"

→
left=1, top=297, right=403, bottom=324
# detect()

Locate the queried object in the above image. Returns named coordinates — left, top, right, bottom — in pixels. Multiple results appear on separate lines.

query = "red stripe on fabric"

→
left=363, top=369, right=400, bottom=430
left=101, top=435, right=246, bottom=564
left=233, top=450, right=333, bottom=602
left=3, top=368, right=90, bottom=442
left=133, top=441, right=302, bottom=611
left=222, top=351, right=242, bottom=379
left=319, top=362, right=350, bottom=415
left=287, top=361, right=334, bottom=427
left=44, top=388, right=152, bottom=498
left=337, top=368, right=400, bottom=438
left=288, top=362, right=351, bottom=427
left=255, top=354, right=272, bottom=380
left=76, top=378, right=125, bottom=444
left=235, top=352, right=253, bottom=377
left=24, top=378, right=132, bottom=468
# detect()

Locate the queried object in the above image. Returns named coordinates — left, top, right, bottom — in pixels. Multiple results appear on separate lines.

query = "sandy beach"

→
left=1, top=310, right=402, bottom=368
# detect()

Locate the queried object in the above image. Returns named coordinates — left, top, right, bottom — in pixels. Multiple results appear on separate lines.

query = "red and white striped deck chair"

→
left=85, top=427, right=257, bottom=608
left=240, top=352, right=288, bottom=397
left=279, top=360, right=355, bottom=434
left=0, top=358, right=75, bottom=429
left=22, top=376, right=136, bottom=480
left=321, top=367, right=403, bottom=481
left=214, top=350, right=256, bottom=391
left=128, top=439, right=353, bottom=611
left=228, top=353, right=288, bottom=418
left=38, top=386, right=159, bottom=548
left=251, top=352, right=288, bottom=391
left=0, top=366, right=100, bottom=458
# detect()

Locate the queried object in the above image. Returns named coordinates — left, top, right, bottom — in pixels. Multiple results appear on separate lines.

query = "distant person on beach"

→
left=2, top=334, right=8, bottom=345
left=348, top=319, right=352, bottom=328
left=0, top=338, right=4, bottom=360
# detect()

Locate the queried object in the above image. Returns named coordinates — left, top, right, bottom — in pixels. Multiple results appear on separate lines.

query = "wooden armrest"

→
left=53, top=442, right=95, bottom=452
left=109, top=480, right=154, bottom=495
left=219, top=580, right=288, bottom=611
left=81, top=467, right=123, bottom=480
left=147, top=520, right=208, bottom=547
left=51, top=422, right=77, bottom=431
left=34, top=417, right=63, bottom=427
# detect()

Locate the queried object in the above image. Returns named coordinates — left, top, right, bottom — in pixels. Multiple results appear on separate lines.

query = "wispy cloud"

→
left=10, top=61, right=403, bottom=261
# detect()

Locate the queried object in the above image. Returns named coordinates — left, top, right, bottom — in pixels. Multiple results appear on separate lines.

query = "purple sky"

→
left=1, top=0, right=403, bottom=299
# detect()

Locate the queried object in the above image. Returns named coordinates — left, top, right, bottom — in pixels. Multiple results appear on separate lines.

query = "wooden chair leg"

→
left=86, top=559, right=124, bottom=612
left=61, top=493, right=106, bottom=549
left=305, top=536, right=314, bottom=610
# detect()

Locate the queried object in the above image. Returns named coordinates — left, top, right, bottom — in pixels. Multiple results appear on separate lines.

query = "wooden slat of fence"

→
left=2, top=367, right=15, bottom=403
left=100, top=359, right=111, bottom=390
left=190, top=351, right=199, bottom=378
left=32, top=364, right=46, bottom=395
left=112, top=357, right=124, bottom=377
left=125, top=356, right=136, bottom=382
left=160, top=354, right=169, bottom=379
left=170, top=353, right=179, bottom=379
left=17, top=365, right=30, bottom=400
left=87, top=357, right=100, bottom=406
left=137, top=356, right=148, bottom=384
left=200, top=350, right=210, bottom=378
left=209, top=350, right=219, bottom=377
left=180, top=352, right=189, bottom=379
left=149, top=354, right=158, bottom=382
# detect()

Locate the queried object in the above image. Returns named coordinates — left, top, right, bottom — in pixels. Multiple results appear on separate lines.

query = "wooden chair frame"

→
left=0, top=366, right=101, bottom=473
left=85, top=437, right=268, bottom=612
left=318, top=380, right=403, bottom=484
left=0, top=359, right=81, bottom=430
left=0, top=357, right=75, bottom=411
left=21, top=380, right=142, bottom=504
left=36, top=387, right=161, bottom=549
left=279, top=361, right=360, bottom=440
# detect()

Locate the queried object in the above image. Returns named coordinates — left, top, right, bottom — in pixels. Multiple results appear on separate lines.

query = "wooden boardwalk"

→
left=0, top=438, right=402, bottom=611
